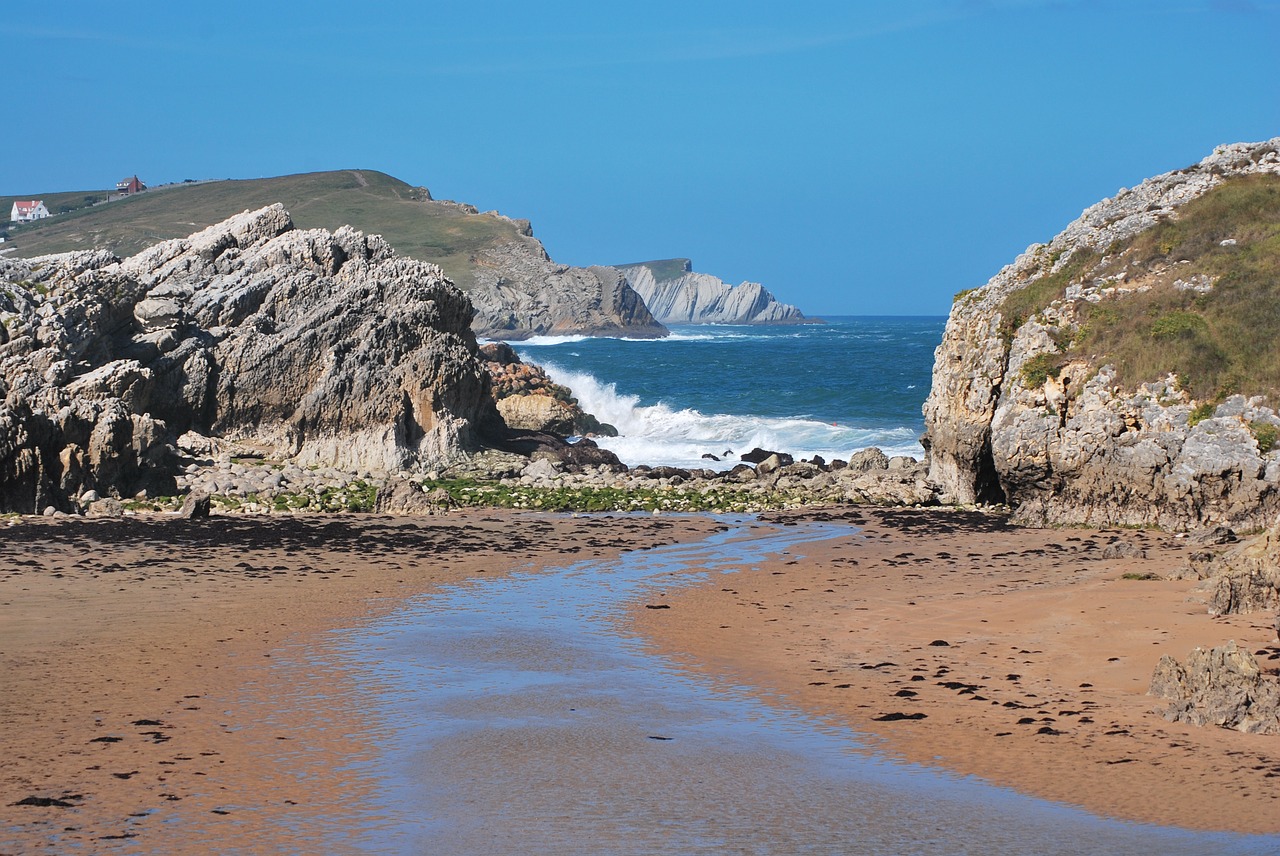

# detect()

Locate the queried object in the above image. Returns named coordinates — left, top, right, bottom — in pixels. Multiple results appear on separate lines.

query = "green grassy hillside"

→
left=614, top=258, right=692, bottom=281
left=999, top=173, right=1280, bottom=403
left=0, top=170, right=521, bottom=289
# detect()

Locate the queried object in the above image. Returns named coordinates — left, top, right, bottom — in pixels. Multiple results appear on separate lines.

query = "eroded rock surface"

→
left=0, top=205, right=499, bottom=512
left=469, top=238, right=666, bottom=340
left=1150, top=641, right=1280, bottom=734
left=923, top=138, right=1280, bottom=528
left=480, top=342, right=615, bottom=437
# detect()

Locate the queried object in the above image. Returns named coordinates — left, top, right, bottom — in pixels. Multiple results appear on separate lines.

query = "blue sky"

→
left=4, top=1, right=1277, bottom=314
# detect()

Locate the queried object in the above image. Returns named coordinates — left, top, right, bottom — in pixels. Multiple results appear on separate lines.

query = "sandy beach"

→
left=3, top=506, right=1279, bottom=853
left=0, top=511, right=721, bottom=853
left=630, top=507, right=1280, bottom=834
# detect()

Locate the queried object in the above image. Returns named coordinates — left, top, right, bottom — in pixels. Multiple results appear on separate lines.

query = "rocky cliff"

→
left=469, top=227, right=667, bottom=340
left=616, top=259, right=807, bottom=325
left=2, top=170, right=669, bottom=343
left=0, top=205, right=501, bottom=513
left=923, top=139, right=1280, bottom=529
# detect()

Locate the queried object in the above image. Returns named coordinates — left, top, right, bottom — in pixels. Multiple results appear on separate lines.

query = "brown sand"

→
left=0, top=510, right=721, bottom=853
left=629, top=507, right=1280, bottom=834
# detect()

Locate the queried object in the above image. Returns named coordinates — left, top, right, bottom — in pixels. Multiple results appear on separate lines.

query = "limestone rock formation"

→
left=469, top=233, right=667, bottom=340
left=923, top=138, right=1280, bottom=528
left=1150, top=641, right=1280, bottom=734
left=616, top=259, right=807, bottom=325
left=480, top=342, right=615, bottom=437
left=0, top=205, right=500, bottom=512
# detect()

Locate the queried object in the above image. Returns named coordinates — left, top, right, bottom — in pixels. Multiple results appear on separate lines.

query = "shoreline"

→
left=4, top=506, right=1279, bottom=849
left=0, top=510, right=722, bottom=852
left=628, top=507, right=1280, bottom=834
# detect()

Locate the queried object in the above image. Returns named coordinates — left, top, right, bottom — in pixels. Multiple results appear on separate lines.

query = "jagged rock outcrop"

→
left=1150, top=641, right=1280, bottom=734
left=923, top=139, right=1280, bottom=528
left=468, top=231, right=667, bottom=340
left=480, top=342, right=615, bottom=437
left=0, top=205, right=500, bottom=512
left=616, top=259, right=807, bottom=325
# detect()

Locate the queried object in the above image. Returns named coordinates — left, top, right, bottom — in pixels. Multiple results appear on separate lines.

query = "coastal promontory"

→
left=616, top=258, right=807, bottom=325
left=924, top=138, right=1280, bottom=530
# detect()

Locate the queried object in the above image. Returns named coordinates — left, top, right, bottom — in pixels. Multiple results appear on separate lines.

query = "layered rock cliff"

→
left=923, top=139, right=1280, bottom=529
left=616, top=259, right=806, bottom=325
left=0, top=205, right=501, bottom=512
left=425, top=208, right=668, bottom=341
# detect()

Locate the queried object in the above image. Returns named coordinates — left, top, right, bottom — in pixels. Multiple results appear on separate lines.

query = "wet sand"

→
left=0, top=511, right=721, bottom=853
left=5, top=506, right=1279, bottom=851
left=630, top=507, right=1280, bottom=834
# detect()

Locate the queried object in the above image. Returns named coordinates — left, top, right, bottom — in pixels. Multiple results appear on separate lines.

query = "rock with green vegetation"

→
left=0, top=205, right=503, bottom=513
left=924, top=138, right=1280, bottom=529
left=616, top=258, right=808, bottom=325
left=2, top=170, right=667, bottom=342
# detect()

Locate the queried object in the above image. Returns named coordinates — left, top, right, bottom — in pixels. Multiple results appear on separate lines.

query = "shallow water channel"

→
left=330, top=516, right=1278, bottom=855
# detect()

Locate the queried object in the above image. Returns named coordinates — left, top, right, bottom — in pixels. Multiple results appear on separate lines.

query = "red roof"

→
left=13, top=200, right=42, bottom=212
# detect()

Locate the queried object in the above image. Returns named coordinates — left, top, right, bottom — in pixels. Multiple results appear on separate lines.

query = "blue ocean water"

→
left=504, top=316, right=946, bottom=469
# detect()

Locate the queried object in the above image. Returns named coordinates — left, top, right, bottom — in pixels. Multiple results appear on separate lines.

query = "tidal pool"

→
left=325, top=517, right=1278, bottom=855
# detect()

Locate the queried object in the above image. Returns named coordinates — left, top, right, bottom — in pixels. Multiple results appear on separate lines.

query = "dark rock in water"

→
left=741, top=447, right=793, bottom=466
left=701, top=453, right=720, bottom=461
left=1149, top=640, right=1280, bottom=733
left=178, top=492, right=210, bottom=519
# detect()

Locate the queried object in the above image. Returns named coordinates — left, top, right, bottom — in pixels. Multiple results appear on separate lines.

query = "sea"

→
left=502, top=316, right=946, bottom=469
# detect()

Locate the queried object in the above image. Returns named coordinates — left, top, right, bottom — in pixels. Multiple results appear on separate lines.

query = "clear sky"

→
left=4, top=1, right=1278, bottom=315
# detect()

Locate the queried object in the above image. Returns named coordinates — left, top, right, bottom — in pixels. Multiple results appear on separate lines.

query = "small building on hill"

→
left=10, top=200, right=50, bottom=223
left=116, top=175, right=146, bottom=194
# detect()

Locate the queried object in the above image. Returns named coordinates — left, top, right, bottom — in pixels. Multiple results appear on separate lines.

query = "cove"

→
left=323, top=516, right=1278, bottom=855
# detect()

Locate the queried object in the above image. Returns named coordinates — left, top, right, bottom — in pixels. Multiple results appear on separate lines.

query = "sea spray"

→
left=504, top=318, right=942, bottom=470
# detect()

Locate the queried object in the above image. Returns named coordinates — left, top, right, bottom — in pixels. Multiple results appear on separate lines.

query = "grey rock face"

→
left=0, top=205, right=500, bottom=512
left=1150, top=641, right=1280, bottom=734
left=618, top=261, right=806, bottom=325
left=923, top=138, right=1280, bottom=528
left=469, top=237, right=666, bottom=340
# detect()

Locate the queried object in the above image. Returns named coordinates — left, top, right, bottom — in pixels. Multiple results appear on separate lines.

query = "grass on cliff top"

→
left=2, top=170, right=521, bottom=289
left=613, top=258, right=692, bottom=281
left=1002, top=174, right=1280, bottom=402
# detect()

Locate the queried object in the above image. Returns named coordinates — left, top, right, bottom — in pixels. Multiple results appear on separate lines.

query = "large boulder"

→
left=480, top=343, right=615, bottom=437
left=0, top=205, right=501, bottom=512
left=1150, top=641, right=1280, bottom=734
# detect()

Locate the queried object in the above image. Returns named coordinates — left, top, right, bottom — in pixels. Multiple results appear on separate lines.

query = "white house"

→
left=10, top=200, right=50, bottom=223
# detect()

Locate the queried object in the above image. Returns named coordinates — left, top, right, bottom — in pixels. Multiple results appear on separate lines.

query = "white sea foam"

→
left=482, top=334, right=591, bottom=347
left=543, top=365, right=924, bottom=470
